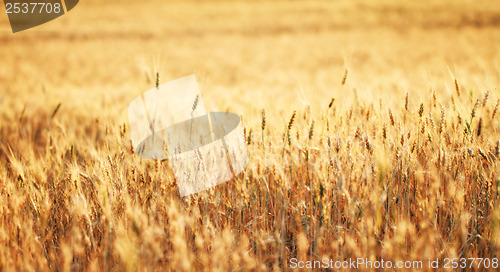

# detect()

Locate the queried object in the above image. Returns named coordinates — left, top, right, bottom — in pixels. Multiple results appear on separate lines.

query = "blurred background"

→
left=1, top=0, right=499, bottom=127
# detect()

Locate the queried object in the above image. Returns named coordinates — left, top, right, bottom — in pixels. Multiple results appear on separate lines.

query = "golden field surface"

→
left=0, top=0, right=499, bottom=270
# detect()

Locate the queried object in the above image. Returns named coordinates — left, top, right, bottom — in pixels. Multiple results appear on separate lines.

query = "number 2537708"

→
left=5, top=2, right=63, bottom=14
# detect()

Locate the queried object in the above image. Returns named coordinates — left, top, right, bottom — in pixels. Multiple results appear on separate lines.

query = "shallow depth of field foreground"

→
left=0, top=0, right=499, bottom=271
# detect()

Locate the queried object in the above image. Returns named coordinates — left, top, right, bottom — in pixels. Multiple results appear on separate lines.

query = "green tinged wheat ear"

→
left=286, top=131, right=292, bottom=147
left=51, top=103, right=62, bottom=119
left=288, top=110, right=296, bottom=132
left=247, top=129, right=252, bottom=145
left=308, top=121, right=314, bottom=140
left=261, top=109, right=266, bottom=131
left=120, top=123, right=126, bottom=138
left=282, top=110, right=297, bottom=157
left=155, top=72, right=160, bottom=89
left=192, top=95, right=199, bottom=112
left=464, top=120, right=471, bottom=135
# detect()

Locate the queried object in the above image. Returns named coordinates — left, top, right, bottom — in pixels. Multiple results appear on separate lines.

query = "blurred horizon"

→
left=1, top=0, right=499, bottom=122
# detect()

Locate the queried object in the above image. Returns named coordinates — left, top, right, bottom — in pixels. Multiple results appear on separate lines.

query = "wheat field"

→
left=0, top=0, right=499, bottom=271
